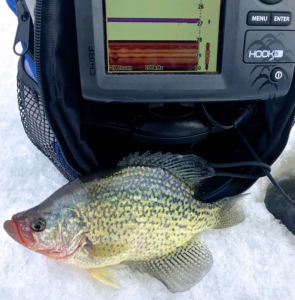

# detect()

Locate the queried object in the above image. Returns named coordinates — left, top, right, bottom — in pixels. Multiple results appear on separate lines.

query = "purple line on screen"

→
left=108, top=18, right=200, bottom=23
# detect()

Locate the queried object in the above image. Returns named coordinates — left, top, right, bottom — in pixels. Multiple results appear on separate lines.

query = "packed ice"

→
left=1, top=1, right=295, bottom=299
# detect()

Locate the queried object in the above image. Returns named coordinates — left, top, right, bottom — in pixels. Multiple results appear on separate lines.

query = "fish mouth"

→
left=4, top=216, right=35, bottom=248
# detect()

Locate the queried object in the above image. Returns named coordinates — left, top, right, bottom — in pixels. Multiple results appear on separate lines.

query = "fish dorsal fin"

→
left=117, top=151, right=215, bottom=189
left=127, top=236, right=213, bottom=293
left=87, top=267, right=120, bottom=289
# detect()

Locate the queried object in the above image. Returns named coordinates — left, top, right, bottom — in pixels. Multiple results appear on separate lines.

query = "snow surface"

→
left=1, top=2, right=295, bottom=299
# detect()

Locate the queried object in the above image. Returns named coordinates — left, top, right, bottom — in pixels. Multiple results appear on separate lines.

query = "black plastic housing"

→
left=75, top=0, right=295, bottom=103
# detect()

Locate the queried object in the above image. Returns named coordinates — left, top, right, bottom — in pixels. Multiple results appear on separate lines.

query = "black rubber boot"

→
left=264, top=178, right=295, bottom=235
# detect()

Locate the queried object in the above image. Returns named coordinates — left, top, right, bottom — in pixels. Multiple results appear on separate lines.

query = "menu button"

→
left=248, top=12, right=271, bottom=25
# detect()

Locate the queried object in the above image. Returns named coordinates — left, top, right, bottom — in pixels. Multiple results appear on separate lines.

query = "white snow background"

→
left=1, top=1, right=295, bottom=299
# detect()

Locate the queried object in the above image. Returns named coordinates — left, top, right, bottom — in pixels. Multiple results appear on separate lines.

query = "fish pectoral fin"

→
left=87, top=267, right=121, bottom=289
left=117, top=152, right=215, bottom=190
left=127, top=236, right=213, bottom=293
left=214, top=195, right=246, bottom=229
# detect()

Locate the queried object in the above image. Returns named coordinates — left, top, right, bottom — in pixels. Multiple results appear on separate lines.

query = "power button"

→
left=271, top=68, right=284, bottom=82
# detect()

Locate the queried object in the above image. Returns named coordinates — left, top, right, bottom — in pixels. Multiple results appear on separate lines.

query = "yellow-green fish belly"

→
left=61, top=166, right=221, bottom=269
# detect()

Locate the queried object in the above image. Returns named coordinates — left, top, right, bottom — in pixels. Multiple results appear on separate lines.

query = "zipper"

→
left=34, top=0, right=80, bottom=178
left=239, top=95, right=295, bottom=195
left=13, top=0, right=34, bottom=58
left=34, top=0, right=89, bottom=177
left=262, top=103, right=295, bottom=163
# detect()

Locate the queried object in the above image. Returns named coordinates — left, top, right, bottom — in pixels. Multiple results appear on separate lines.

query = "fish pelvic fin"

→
left=117, top=151, right=215, bottom=189
left=214, top=194, right=246, bottom=229
left=127, top=236, right=213, bottom=293
left=87, top=267, right=121, bottom=289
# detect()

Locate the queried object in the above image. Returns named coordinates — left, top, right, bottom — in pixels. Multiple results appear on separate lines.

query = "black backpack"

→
left=12, top=0, right=295, bottom=203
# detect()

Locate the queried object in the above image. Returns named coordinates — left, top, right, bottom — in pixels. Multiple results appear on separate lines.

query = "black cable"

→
left=236, top=129, right=295, bottom=206
left=201, top=103, right=234, bottom=130
left=209, top=161, right=271, bottom=172
left=264, top=169, right=295, bottom=205
left=202, top=102, right=295, bottom=206
left=214, top=172, right=265, bottom=179
left=201, top=177, right=234, bottom=201
left=236, top=129, right=262, bottom=161
left=203, top=102, right=269, bottom=179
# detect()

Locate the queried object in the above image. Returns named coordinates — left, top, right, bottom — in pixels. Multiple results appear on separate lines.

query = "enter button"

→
left=271, top=13, right=292, bottom=26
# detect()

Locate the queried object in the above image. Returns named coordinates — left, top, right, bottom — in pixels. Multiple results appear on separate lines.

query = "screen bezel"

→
left=102, top=0, right=225, bottom=75
left=89, top=0, right=230, bottom=98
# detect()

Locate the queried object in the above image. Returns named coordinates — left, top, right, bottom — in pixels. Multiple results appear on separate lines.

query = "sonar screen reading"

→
left=105, top=0, right=221, bottom=74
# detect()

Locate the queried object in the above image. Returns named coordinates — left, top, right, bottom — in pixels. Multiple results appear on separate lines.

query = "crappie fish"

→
left=4, top=152, right=245, bottom=293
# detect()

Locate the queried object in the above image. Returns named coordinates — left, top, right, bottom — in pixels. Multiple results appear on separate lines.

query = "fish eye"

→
left=30, top=217, right=46, bottom=232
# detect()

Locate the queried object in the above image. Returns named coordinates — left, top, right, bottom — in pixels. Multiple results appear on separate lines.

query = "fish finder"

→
left=74, top=0, right=295, bottom=103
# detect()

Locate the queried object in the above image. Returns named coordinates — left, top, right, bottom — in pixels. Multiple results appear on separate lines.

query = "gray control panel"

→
left=244, top=31, right=295, bottom=63
left=74, top=0, right=295, bottom=103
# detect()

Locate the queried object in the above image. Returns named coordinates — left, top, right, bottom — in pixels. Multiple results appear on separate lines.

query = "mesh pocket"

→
left=17, top=61, right=79, bottom=181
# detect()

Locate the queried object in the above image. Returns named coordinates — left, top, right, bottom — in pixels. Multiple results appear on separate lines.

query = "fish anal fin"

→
left=87, top=267, right=120, bottom=289
left=127, top=236, right=213, bottom=293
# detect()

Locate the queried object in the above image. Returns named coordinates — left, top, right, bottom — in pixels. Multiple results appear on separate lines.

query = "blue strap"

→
left=54, top=142, right=80, bottom=179
left=6, top=0, right=16, bottom=14
left=24, top=50, right=38, bottom=81
left=6, top=0, right=38, bottom=82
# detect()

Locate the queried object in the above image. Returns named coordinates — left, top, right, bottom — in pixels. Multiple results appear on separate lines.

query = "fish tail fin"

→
left=214, top=195, right=246, bottom=229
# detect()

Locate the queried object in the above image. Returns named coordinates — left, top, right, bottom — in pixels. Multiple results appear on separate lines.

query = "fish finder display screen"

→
left=104, top=0, right=222, bottom=74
